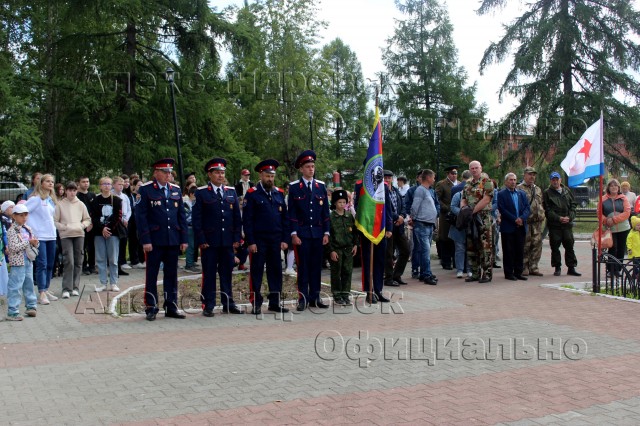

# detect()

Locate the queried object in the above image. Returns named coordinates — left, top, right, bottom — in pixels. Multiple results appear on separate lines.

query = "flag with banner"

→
left=355, top=107, right=386, bottom=244
left=560, top=116, right=604, bottom=187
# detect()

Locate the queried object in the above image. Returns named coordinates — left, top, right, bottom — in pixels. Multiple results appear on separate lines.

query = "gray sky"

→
left=211, top=0, right=574, bottom=121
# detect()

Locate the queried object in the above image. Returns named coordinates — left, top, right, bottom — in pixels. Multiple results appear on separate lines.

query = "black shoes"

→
left=442, top=265, right=453, bottom=270
left=465, top=276, right=478, bottom=282
left=165, top=311, right=186, bottom=319
left=251, top=306, right=262, bottom=315
left=505, top=275, right=518, bottom=281
left=309, top=300, right=329, bottom=309
left=385, top=280, right=400, bottom=287
left=492, top=263, right=501, bottom=269
left=145, top=311, right=157, bottom=321
left=268, top=305, right=290, bottom=313
left=118, top=269, right=129, bottom=276
left=202, top=309, right=215, bottom=317
left=479, top=277, right=492, bottom=283
left=554, top=266, right=561, bottom=276
left=567, top=267, right=582, bottom=276
left=223, top=306, right=244, bottom=314
left=394, top=277, right=408, bottom=285
left=296, top=302, right=307, bottom=311
left=515, top=275, right=528, bottom=281
left=375, top=294, right=391, bottom=303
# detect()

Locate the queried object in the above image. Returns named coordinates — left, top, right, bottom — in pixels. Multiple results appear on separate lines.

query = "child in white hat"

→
left=5, top=204, right=39, bottom=321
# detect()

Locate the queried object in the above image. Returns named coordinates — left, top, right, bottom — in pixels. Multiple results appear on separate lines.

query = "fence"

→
left=592, top=248, right=640, bottom=299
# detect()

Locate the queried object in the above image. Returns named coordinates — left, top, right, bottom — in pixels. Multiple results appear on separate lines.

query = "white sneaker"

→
left=467, top=272, right=473, bottom=278
left=109, top=285, right=120, bottom=292
left=46, top=291, right=58, bottom=301
left=38, top=293, right=50, bottom=305
left=62, top=291, right=70, bottom=299
left=71, top=289, right=80, bottom=297
left=456, top=271, right=463, bottom=278
left=95, top=285, right=107, bottom=293
left=284, top=268, right=297, bottom=276
left=121, top=264, right=132, bottom=270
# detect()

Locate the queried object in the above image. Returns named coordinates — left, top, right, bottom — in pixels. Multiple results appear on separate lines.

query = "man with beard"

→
left=242, top=159, right=290, bottom=315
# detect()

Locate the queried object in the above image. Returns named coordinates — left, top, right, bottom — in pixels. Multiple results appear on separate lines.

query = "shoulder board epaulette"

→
left=197, top=185, right=208, bottom=190
left=290, top=180, right=299, bottom=185
left=277, top=187, right=284, bottom=193
left=224, top=186, right=235, bottom=190
left=315, top=179, right=325, bottom=185
left=169, top=183, right=180, bottom=189
left=247, top=187, right=256, bottom=193
left=141, top=181, right=153, bottom=186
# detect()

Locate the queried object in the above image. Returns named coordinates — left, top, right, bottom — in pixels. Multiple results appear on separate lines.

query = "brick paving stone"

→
left=3, top=240, right=640, bottom=425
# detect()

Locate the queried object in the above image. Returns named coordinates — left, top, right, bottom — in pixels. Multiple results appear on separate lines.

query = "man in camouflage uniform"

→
left=461, top=161, right=494, bottom=283
left=543, top=171, right=581, bottom=277
left=517, top=166, right=545, bottom=276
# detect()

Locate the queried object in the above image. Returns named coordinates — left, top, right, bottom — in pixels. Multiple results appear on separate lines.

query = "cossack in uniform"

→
left=135, top=158, right=188, bottom=319
left=242, top=159, right=290, bottom=313
left=192, top=158, right=242, bottom=315
left=288, top=150, right=330, bottom=309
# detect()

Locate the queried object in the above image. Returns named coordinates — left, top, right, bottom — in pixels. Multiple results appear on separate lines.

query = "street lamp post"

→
left=166, top=67, right=184, bottom=190
left=308, top=109, right=314, bottom=151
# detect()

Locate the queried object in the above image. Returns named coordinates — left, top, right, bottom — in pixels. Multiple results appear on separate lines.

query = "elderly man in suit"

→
left=497, top=172, right=530, bottom=281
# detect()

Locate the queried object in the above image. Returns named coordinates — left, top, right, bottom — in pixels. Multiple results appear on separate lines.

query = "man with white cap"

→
left=234, top=168, right=254, bottom=198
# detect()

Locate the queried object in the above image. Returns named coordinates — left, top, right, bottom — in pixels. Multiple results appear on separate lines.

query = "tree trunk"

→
left=122, top=21, right=137, bottom=175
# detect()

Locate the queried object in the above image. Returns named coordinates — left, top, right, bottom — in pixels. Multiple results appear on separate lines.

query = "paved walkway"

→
left=3, top=239, right=640, bottom=425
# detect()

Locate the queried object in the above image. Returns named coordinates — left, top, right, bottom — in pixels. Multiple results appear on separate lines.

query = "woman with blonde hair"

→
left=26, top=173, right=58, bottom=304
left=89, top=177, right=122, bottom=292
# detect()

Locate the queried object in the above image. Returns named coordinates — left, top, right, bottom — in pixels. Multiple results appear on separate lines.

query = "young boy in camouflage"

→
left=327, top=190, right=358, bottom=305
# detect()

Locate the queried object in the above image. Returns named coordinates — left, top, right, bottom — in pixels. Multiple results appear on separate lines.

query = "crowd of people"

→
left=1, top=153, right=638, bottom=321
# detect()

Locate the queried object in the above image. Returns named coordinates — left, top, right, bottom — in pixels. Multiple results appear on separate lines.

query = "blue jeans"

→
left=413, top=222, right=434, bottom=279
left=95, top=235, right=119, bottom=285
left=454, top=239, right=469, bottom=273
left=411, top=228, right=420, bottom=275
left=7, top=260, right=37, bottom=315
left=35, top=239, right=56, bottom=292
left=185, top=226, right=195, bottom=268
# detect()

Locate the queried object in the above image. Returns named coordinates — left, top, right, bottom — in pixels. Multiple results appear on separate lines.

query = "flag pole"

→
left=597, top=111, right=604, bottom=276
left=368, top=89, right=380, bottom=303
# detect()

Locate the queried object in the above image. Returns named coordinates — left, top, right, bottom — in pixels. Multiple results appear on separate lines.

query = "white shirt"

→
left=113, top=191, right=131, bottom=222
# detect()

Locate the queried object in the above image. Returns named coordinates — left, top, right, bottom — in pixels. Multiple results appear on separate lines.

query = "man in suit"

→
left=497, top=172, right=531, bottom=281
left=383, top=170, right=410, bottom=287
left=288, top=150, right=330, bottom=311
left=435, top=165, right=459, bottom=270
left=136, top=158, right=188, bottom=321
left=193, top=158, right=243, bottom=317
left=234, top=169, right=254, bottom=198
left=242, top=159, right=290, bottom=315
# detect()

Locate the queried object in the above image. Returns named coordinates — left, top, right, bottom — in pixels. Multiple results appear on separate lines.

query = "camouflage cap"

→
left=523, top=166, right=537, bottom=174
